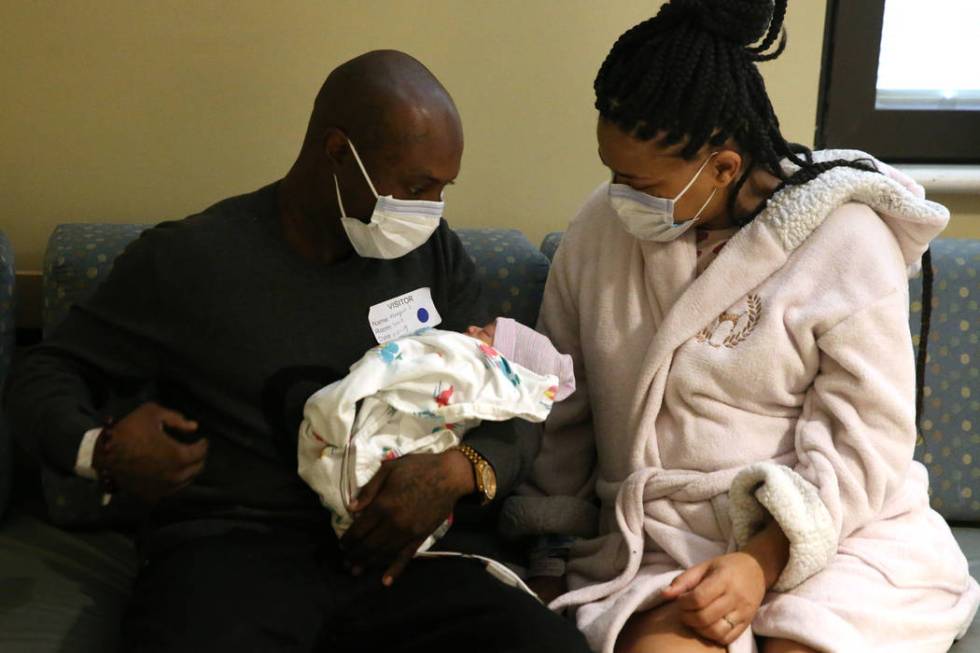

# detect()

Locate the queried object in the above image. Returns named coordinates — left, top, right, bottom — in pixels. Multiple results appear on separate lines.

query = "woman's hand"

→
left=661, top=519, right=789, bottom=646
left=660, top=551, right=766, bottom=645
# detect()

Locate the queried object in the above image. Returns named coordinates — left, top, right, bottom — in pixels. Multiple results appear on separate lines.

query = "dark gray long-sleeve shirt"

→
left=4, top=183, right=539, bottom=531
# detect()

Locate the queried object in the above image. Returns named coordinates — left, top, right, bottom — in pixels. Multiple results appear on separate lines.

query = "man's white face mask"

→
left=334, top=139, right=444, bottom=259
left=608, top=152, right=718, bottom=242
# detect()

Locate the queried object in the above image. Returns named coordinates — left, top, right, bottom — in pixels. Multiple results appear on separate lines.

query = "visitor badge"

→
left=368, top=287, right=442, bottom=344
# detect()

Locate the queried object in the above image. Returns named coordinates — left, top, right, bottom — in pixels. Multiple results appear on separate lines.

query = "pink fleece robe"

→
left=507, top=150, right=980, bottom=652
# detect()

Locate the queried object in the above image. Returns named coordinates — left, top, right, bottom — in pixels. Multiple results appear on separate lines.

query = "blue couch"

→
left=0, top=224, right=976, bottom=651
left=0, top=230, right=15, bottom=518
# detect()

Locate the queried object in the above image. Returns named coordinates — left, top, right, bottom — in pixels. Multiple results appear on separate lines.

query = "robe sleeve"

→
left=729, top=287, right=917, bottom=591
left=499, top=238, right=599, bottom=542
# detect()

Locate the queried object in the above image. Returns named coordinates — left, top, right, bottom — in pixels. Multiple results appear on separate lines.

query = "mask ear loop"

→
left=676, top=152, right=721, bottom=224
left=333, top=137, right=381, bottom=220
left=334, top=175, right=349, bottom=219
left=673, top=151, right=720, bottom=201
left=345, top=139, right=380, bottom=198
left=689, top=187, right=718, bottom=222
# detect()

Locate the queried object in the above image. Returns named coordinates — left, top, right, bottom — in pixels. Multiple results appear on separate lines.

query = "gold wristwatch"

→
left=455, top=444, right=497, bottom=506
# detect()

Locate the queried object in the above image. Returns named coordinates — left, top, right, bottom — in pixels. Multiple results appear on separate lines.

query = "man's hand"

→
left=660, top=519, right=789, bottom=646
left=340, top=450, right=476, bottom=586
left=94, top=402, right=208, bottom=503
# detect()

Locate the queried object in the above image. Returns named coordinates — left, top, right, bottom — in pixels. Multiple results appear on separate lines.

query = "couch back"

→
left=544, top=232, right=980, bottom=524
left=33, top=224, right=980, bottom=526
left=0, top=230, right=14, bottom=516
left=0, top=231, right=13, bottom=392
left=908, top=239, right=980, bottom=523
left=42, top=224, right=550, bottom=337
left=33, top=223, right=552, bottom=525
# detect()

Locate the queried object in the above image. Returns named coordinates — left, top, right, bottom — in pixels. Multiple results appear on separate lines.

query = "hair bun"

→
left=670, top=0, right=778, bottom=48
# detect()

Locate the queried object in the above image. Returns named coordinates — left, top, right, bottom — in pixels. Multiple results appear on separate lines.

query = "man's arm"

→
left=5, top=346, right=116, bottom=473
left=3, top=229, right=208, bottom=501
left=4, top=232, right=163, bottom=472
left=462, top=419, right=541, bottom=500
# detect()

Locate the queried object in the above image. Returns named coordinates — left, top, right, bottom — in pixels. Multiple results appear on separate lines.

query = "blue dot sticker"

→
left=417, top=308, right=430, bottom=323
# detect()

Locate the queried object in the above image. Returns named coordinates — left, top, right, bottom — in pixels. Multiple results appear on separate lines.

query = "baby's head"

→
left=466, top=318, right=576, bottom=401
left=465, top=322, right=497, bottom=346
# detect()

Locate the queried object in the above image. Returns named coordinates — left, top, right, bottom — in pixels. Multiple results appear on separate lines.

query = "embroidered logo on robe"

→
left=696, top=294, right=762, bottom=348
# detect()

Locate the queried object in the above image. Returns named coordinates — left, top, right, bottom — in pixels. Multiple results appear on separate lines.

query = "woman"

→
left=508, top=1, right=980, bottom=651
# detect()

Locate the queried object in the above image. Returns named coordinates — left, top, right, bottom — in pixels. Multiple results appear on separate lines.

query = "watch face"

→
left=480, top=465, right=497, bottom=499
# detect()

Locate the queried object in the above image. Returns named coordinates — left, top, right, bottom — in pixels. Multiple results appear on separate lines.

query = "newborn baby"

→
left=298, top=317, right=575, bottom=551
left=466, top=318, right=575, bottom=401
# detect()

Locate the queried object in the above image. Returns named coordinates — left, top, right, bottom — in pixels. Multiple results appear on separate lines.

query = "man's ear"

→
left=711, top=150, right=743, bottom=188
left=324, top=128, right=350, bottom=170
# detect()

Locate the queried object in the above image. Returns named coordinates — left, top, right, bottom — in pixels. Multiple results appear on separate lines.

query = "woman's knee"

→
left=616, top=602, right=724, bottom=653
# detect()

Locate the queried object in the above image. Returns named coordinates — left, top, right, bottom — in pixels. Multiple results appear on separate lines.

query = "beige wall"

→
left=931, top=194, right=980, bottom=239
left=2, top=0, right=978, bottom=278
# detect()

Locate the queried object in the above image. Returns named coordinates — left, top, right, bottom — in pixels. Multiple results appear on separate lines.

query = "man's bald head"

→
left=303, top=50, right=461, bottom=161
left=282, top=50, right=463, bottom=246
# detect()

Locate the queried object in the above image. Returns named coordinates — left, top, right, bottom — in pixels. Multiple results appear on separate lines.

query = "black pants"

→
left=121, top=525, right=590, bottom=653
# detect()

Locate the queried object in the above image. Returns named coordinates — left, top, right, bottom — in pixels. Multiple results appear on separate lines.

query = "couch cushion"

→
left=43, top=224, right=151, bottom=338
left=0, top=419, right=10, bottom=523
left=0, top=507, right=137, bottom=653
left=0, top=514, right=973, bottom=652
left=541, top=232, right=563, bottom=263
left=0, top=231, right=13, bottom=389
left=1, top=230, right=15, bottom=518
left=909, top=239, right=980, bottom=522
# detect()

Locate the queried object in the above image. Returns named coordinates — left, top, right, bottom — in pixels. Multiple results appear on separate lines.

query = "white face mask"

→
left=335, top=139, right=444, bottom=259
left=608, top=152, right=718, bottom=242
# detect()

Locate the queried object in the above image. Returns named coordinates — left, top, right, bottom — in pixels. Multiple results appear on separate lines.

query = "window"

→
left=817, top=0, right=980, bottom=163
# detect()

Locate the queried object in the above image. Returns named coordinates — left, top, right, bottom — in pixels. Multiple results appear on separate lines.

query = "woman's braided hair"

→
left=594, top=0, right=877, bottom=225
left=595, top=0, right=934, bottom=433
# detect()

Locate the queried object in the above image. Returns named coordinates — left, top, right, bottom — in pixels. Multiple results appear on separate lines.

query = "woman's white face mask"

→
left=334, top=139, right=444, bottom=259
left=608, top=152, right=718, bottom=242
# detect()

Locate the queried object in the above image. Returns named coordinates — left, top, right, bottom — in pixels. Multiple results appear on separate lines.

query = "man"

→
left=5, top=50, right=589, bottom=652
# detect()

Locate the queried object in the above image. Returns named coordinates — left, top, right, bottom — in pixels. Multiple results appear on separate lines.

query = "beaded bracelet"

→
left=93, top=417, right=118, bottom=497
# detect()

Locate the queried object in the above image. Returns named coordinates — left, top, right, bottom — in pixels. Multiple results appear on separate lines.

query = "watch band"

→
left=456, top=443, right=495, bottom=505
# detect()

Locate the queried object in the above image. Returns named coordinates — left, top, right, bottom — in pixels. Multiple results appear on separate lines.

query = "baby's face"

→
left=466, top=322, right=497, bottom=345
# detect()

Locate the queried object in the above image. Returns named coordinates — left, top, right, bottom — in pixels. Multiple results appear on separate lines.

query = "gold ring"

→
left=723, top=615, right=739, bottom=629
